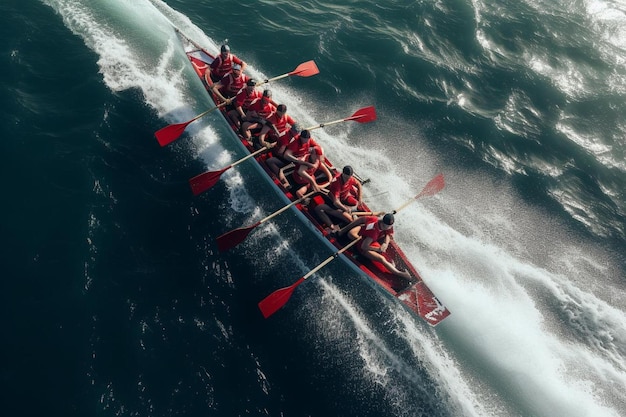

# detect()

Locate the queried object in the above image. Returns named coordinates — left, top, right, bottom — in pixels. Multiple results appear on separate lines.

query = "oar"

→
left=392, top=173, right=445, bottom=214
left=155, top=102, right=228, bottom=147
left=303, top=106, right=377, bottom=131
left=260, top=60, right=319, bottom=83
left=216, top=191, right=317, bottom=251
left=258, top=238, right=362, bottom=318
left=350, top=174, right=445, bottom=217
left=189, top=147, right=268, bottom=196
left=154, top=61, right=320, bottom=146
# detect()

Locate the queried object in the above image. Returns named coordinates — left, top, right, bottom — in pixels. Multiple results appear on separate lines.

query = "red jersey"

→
left=210, top=53, right=243, bottom=79
left=218, top=72, right=250, bottom=97
left=234, top=88, right=262, bottom=110
left=329, top=172, right=359, bottom=204
left=266, top=112, right=296, bottom=136
left=358, top=216, right=393, bottom=247
left=272, top=130, right=297, bottom=158
left=286, top=137, right=322, bottom=160
left=276, top=129, right=298, bottom=150
left=247, top=97, right=276, bottom=119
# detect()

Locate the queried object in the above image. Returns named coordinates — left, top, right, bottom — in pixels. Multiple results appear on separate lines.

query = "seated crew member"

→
left=208, top=44, right=246, bottom=83
left=290, top=140, right=332, bottom=198
left=227, top=78, right=262, bottom=129
left=256, top=104, right=297, bottom=149
left=240, top=89, right=276, bottom=145
left=271, top=124, right=300, bottom=160
left=337, top=213, right=411, bottom=279
left=211, top=63, right=249, bottom=104
left=314, top=165, right=363, bottom=231
left=266, top=129, right=323, bottom=189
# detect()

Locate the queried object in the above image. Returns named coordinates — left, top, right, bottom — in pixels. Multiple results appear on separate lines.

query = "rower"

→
left=208, top=44, right=246, bottom=82
left=267, top=129, right=323, bottom=190
left=240, top=89, right=276, bottom=146
left=336, top=213, right=411, bottom=279
left=256, top=104, right=297, bottom=149
left=314, top=165, right=363, bottom=232
left=227, top=78, right=262, bottom=129
left=210, top=63, right=250, bottom=104
left=290, top=143, right=332, bottom=198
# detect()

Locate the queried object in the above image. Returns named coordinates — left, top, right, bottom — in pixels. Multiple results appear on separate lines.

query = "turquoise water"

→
left=2, top=0, right=625, bottom=416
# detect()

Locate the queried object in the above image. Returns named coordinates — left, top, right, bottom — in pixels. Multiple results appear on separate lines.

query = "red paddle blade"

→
left=189, top=167, right=230, bottom=196
left=348, top=106, right=377, bottom=123
left=415, top=173, right=445, bottom=199
left=289, top=60, right=319, bottom=77
left=216, top=222, right=260, bottom=252
left=155, top=121, right=191, bottom=146
left=258, top=278, right=306, bottom=319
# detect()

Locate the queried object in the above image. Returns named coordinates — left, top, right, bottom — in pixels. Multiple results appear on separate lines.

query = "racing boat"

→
left=156, top=28, right=450, bottom=326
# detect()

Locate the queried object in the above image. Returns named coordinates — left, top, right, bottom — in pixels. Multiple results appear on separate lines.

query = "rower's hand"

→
left=224, top=98, right=232, bottom=105
left=380, top=243, right=388, bottom=253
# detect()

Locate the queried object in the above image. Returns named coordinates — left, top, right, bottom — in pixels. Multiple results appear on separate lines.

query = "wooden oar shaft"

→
left=230, top=147, right=267, bottom=169
left=350, top=211, right=383, bottom=217
left=392, top=200, right=414, bottom=214
left=304, top=118, right=346, bottom=131
left=304, top=107, right=374, bottom=131
left=258, top=191, right=317, bottom=226
left=301, top=237, right=362, bottom=282
left=264, top=73, right=291, bottom=83
left=393, top=173, right=445, bottom=214
left=305, top=115, right=369, bottom=131
left=192, top=102, right=227, bottom=121
left=351, top=174, right=445, bottom=218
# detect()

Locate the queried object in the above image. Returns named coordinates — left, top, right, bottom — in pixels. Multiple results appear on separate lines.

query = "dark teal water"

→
left=2, top=1, right=625, bottom=416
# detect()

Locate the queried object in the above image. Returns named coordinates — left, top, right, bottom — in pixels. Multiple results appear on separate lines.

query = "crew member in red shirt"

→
left=227, top=78, right=262, bottom=129
left=240, top=89, right=276, bottom=145
left=256, top=104, right=297, bottom=148
left=266, top=129, right=324, bottom=189
left=211, top=63, right=249, bottom=103
left=271, top=124, right=300, bottom=160
left=289, top=137, right=332, bottom=198
left=209, top=44, right=246, bottom=82
left=314, top=165, right=363, bottom=231
left=337, top=213, right=411, bottom=279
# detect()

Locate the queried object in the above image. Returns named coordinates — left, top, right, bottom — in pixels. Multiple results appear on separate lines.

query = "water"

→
left=2, top=0, right=625, bottom=416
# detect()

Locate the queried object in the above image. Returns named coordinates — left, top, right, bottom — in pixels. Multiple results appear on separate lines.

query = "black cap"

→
left=263, top=89, right=272, bottom=97
left=382, top=213, right=394, bottom=225
left=221, top=44, right=230, bottom=53
left=300, top=129, right=310, bottom=139
left=342, top=166, right=353, bottom=176
left=247, top=79, right=257, bottom=86
left=277, top=104, right=287, bottom=113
